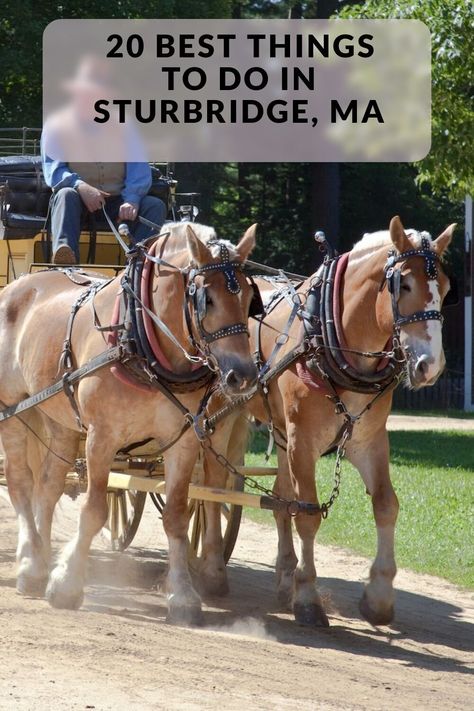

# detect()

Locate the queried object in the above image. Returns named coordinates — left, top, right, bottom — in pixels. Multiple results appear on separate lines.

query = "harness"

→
left=256, top=237, right=444, bottom=399
left=0, top=224, right=450, bottom=520
left=0, top=230, right=264, bottom=428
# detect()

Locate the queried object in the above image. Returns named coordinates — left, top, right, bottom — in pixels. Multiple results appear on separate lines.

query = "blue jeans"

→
left=50, top=188, right=168, bottom=260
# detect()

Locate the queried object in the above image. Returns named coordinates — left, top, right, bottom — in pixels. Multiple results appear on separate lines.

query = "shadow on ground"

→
left=75, top=546, right=474, bottom=678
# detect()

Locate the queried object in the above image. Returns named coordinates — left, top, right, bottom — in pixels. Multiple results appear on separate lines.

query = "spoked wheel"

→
left=149, top=469, right=244, bottom=565
left=104, top=489, right=147, bottom=551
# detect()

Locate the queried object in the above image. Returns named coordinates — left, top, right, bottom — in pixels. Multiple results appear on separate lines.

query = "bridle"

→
left=184, top=240, right=264, bottom=351
left=382, top=236, right=444, bottom=329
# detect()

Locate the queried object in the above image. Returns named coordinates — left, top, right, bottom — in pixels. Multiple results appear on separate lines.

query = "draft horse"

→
left=0, top=221, right=258, bottom=623
left=202, top=216, right=456, bottom=627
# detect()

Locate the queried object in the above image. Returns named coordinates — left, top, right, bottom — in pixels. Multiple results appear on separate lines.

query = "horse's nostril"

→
left=415, top=356, right=429, bottom=379
left=225, top=369, right=239, bottom=388
left=417, top=361, right=428, bottom=375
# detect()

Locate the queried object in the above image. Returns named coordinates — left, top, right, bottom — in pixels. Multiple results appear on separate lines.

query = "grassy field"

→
left=245, top=429, right=474, bottom=588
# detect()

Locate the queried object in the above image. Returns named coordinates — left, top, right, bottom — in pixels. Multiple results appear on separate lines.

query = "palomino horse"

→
left=0, top=221, right=258, bottom=623
left=201, top=216, right=455, bottom=626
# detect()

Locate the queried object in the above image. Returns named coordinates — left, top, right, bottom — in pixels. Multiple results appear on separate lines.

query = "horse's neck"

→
left=149, top=251, right=194, bottom=373
left=340, top=249, right=391, bottom=373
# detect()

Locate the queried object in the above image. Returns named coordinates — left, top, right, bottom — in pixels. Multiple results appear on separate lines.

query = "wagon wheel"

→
left=149, top=469, right=244, bottom=564
left=104, top=489, right=147, bottom=551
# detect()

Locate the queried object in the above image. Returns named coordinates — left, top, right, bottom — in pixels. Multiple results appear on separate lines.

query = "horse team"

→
left=0, top=215, right=455, bottom=627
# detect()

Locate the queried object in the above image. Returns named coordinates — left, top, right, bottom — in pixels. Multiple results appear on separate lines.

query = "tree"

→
left=339, top=0, right=474, bottom=200
left=0, top=0, right=232, bottom=126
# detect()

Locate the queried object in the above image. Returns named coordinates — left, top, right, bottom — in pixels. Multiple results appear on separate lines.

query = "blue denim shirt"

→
left=41, top=135, right=152, bottom=205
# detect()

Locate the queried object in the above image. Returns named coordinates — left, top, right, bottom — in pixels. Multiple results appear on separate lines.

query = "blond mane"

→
left=350, top=228, right=433, bottom=264
left=158, top=222, right=240, bottom=260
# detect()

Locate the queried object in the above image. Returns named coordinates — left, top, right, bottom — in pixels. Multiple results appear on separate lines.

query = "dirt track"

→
left=387, top=414, right=474, bottom=431
left=0, top=490, right=472, bottom=711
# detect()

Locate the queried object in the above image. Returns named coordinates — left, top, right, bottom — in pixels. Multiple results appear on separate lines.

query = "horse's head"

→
left=383, top=216, right=456, bottom=389
left=185, top=224, right=259, bottom=397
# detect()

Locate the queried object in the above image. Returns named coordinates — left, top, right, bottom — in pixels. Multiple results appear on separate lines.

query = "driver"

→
left=41, top=56, right=167, bottom=264
left=41, top=153, right=167, bottom=265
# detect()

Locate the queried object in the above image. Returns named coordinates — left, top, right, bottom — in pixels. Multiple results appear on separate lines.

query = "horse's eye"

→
left=401, top=279, right=411, bottom=293
left=206, top=295, right=213, bottom=307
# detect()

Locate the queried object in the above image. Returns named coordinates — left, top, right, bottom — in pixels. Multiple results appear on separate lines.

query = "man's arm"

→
left=41, top=153, right=82, bottom=192
left=122, top=162, right=152, bottom=206
left=40, top=128, right=82, bottom=191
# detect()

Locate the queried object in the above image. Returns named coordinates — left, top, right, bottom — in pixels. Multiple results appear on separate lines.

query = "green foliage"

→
left=0, top=0, right=465, bottom=275
left=176, top=162, right=317, bottom=272
left=0, top=0, right=232, bottom=126
left=245, top=429, right=474, bottom=588
left=339, top=0, right=474, bottom=200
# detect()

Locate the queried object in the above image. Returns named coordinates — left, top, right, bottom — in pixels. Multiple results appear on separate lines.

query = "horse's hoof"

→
left=359, top=591, right=394, bottom=626
left=46, top=579, right=84, bottom=610
left=167, top=605, right=203, bottom=627
left=294, top=602, right=330, bottom=628
left=16, top=574, right=48, bottom=598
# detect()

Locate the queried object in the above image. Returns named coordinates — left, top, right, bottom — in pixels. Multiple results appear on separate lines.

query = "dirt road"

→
left=387, top=414, right=474, bottom=431
left=0, top=492, right=472, bottom=711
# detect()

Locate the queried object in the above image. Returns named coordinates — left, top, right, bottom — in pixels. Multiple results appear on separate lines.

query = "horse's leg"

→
left=33, top=422, right=80, bottom=563
left=273, top=446, right=298, bottom=608
left=347, top=431, right=398, bottom=625
left=46, top=425, right=115, bottom=610
left=1, top=418, right=49, bottom=596
left=198, top=422, right=238, bottom=597
left=287, top=423, right=329, bottom=627
left=162, top=433, right=202, bottom=624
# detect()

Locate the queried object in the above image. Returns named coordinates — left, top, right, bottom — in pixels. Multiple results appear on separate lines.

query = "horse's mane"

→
left=158, top=222, right=240, bottom=260
left=350, top=228, right=433, bottom=262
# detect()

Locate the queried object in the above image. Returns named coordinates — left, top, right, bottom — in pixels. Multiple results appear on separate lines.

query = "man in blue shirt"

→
left=41, top=150, right=167, bottom=264
left=41, top=54, right=167, bottom=264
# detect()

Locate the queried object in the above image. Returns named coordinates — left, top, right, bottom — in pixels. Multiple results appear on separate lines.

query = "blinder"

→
left=195, top=285, right=208, bottom=321
left=442, top=269, right=459, bottom=307
left=193, top=278, right=264, bottom=322
left=249, top=279, right=265, bottom=318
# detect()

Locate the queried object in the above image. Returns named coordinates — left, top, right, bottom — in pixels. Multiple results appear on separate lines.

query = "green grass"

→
left=245, top=430, right=474, bottom=588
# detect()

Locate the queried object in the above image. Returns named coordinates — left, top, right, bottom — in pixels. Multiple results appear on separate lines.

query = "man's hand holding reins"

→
left=77, top=182, right=110, bottom=212
left=118, top=202, right=139, bottom=221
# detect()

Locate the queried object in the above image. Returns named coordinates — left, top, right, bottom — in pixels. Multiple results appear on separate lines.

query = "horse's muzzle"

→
left=223, top=362, right=258, bottom=396
left=409, top=353, right=445, bottom=389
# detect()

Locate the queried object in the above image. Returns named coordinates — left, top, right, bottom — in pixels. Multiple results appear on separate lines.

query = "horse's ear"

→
left=236, top=223, right=257, bottom=262
left=389, top=216, right=411, bottom=253
left=185, top=224, right=211, bottom=266
left=432, top=223, right=457, bottom=257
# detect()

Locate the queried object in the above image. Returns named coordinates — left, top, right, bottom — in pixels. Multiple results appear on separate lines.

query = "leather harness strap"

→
left=0, top=346, right=122, bottom=425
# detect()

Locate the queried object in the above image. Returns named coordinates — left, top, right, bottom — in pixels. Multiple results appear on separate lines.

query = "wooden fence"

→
left=392, top=372, right=464, bottom=411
